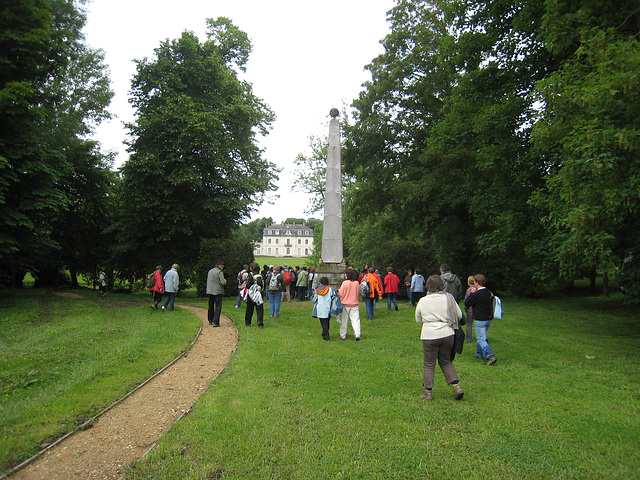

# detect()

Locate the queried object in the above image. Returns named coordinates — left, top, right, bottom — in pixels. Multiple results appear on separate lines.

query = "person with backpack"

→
left=98, top=269, right=108, bottom=297
left=411, top=269, right=426, bottom=306
left=311, top=276, right=333, bottom=341
left=296, top=266, right=310, bottom=301
left=206, top=259, right=227, bottom=327
left=338, top=267, right=361, bottom=341
left=267, top=265, right=284, bottom=317
left=363, top=267, right=383, bottom=320
left=281, top=264, right=292, bottom=302
left=244, top=262, right=264, bottom=328
left=440, top=264, right=464, bottom=303
left=235, top=265, right=249, bottom=308
left=149, top=265, right=165, bottom=310
left=464, top=274, right=498, bottom=366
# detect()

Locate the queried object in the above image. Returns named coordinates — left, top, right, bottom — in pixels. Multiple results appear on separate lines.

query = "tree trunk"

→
left=603, top=271, right=609, bottom=297
left=70, top=268, right=79, bottom=289
left=589, top=268, right=597, bottom=294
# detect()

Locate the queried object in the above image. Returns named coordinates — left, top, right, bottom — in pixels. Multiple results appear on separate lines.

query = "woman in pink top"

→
left=338, top=267, right=361, bottom=341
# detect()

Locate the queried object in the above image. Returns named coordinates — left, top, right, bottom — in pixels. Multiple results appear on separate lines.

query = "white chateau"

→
left=253, top=222, right=314, bottom=258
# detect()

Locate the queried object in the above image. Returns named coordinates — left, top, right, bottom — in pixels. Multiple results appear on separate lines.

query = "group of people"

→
left=148, top=259, right=499, bottom=403
left=147, top=264, right=181, bottom=311
left=414, top=264, right=499, bottom=401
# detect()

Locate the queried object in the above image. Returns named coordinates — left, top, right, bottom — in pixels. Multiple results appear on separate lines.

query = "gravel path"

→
left=11, top=304, right=238, bottom=480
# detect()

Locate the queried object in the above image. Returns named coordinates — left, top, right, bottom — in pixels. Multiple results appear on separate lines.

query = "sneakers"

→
left=453, top=384, right=464, bottom=400
left=473, top=354, right=483, bottom=359
left=355, top=337, right=360, bottom=341
left=419, top=390, right=432, bottom=400
left=161, top=306, right=166, bottom=311
left=486, top=356, right=497, bottom=366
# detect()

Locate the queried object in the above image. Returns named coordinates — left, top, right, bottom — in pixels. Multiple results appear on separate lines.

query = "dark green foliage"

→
left=112, top=18, right=278, bottom=281
left=341, top=0, right=640, bottom=298
left=195, top=238, right=255, bottom=297
left=0, top=0, right=113, bottom=287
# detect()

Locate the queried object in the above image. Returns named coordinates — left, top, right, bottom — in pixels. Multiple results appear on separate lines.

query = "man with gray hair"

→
left=207, top=259, right=227, bottom=326
left=162, top=264, right=180, bottom=311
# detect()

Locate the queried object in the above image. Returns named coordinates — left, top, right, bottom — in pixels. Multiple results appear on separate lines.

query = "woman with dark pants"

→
left=149, top=265, right=164, bottom=309
left=245, top=262, right=264, bottom=328
left=415, top=275, right=464, bottom=401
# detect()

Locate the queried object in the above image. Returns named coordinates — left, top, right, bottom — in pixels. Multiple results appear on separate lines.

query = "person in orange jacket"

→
left=364, top=267, right=383, bottom=319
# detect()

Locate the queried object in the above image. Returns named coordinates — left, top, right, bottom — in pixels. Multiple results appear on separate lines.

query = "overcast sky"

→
left=83, top=0, right=394, bottom=223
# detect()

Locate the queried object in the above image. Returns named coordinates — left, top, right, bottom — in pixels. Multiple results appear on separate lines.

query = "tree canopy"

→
left=111, top=18, right=279, bottom=280
left=338, top=0, right=640, bottom=299
left=0, top=0, right=113, bottom=287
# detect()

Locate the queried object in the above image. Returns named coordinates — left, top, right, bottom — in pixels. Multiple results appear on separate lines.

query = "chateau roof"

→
left=263, top=222, right=313, bottom=236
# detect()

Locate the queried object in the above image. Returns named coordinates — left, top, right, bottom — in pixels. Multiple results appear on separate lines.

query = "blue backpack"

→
left=330, top=288, right=344, bottom=317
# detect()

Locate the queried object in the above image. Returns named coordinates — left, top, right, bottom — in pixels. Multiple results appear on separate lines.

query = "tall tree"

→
left=0, top=0, right=113, bottom=286
left=114, top=18, right=278, bottom=280
left=532, top=1, right=640, bottom=300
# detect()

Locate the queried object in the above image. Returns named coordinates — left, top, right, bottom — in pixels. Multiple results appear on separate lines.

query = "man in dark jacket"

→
left=464, top=274, right=497, bottom=366
left=440, top=264, right=464, bottom=302
left=206, top=259, right=226, bottom=326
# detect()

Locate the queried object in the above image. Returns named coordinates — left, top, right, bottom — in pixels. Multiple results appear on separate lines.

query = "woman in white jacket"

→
left=415, top=275, right=464, bottom=401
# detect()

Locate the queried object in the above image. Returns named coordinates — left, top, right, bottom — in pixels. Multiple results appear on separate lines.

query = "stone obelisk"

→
left=315, top=108, right=345, bottom=289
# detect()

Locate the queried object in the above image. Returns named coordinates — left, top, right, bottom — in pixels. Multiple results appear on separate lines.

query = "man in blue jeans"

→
left=162, top=264, right=180, bottom=311
left=464, top=273, right=497, bottom=366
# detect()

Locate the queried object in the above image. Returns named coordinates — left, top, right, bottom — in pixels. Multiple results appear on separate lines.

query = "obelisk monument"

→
left=315, top=108, right=345, bottom=289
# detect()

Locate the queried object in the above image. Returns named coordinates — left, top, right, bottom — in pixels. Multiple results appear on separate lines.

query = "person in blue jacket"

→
left=312, top=276, right=333, bottom=341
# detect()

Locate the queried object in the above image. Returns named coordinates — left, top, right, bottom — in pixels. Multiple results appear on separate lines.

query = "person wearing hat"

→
left=206, top=259, right=227, bottom=326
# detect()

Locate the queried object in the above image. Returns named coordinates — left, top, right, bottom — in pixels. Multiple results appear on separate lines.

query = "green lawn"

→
left=1, top=289, right=638, bottom=479
left=0, top=289, right=200, bottom=473
left=255, top=256, right=313, bottom=268
left=125, top=294, right=640, bottom=480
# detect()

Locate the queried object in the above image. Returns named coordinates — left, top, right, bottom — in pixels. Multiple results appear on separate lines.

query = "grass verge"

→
left=125, top=294, right=640, bottom=480
left=0, top=288, right=200, bottom=472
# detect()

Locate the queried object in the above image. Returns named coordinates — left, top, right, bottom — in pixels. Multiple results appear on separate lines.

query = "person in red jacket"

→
left=149, top=265, right=165, bottom=310
left=384, top=266, right=401, bottom=311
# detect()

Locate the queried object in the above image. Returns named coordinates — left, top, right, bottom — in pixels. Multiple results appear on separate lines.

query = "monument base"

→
left=314, top=261, right=347, bottom=291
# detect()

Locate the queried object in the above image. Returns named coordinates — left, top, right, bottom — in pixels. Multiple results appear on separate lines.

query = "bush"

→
left=195, top=238, right=254, bottom=297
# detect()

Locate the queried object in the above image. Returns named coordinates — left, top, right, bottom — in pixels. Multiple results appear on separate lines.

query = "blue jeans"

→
left=406, top=287, right=412, bottom=305
left=387, top=293, right=398, bottom=310
left=235, top=289, right=243, bottom=307
left=364, top=297, right=375, bottom=319
left=163, top=292, right=176, bottom=311
left=268, top=290, right=281, bottom=317
left=475, top=320, right=495, bottom=358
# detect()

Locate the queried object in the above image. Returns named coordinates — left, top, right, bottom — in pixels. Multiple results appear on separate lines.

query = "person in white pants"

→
left=338, top=268, right=361, bottom=341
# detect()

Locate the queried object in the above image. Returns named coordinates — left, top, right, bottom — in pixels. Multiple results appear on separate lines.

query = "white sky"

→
left=83, top=0, right=394, bottom=223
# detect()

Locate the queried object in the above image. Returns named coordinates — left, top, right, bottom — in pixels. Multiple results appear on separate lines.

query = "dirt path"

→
left=11, top=304, right=238, bottom=480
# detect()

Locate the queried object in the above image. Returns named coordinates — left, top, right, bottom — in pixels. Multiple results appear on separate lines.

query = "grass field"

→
left=1, top=289, right=639, bottom=479
left=125, top=293, right=639, bottom=479
left=254, top=256, right=313, bottom=268
left=0, top=289, right=200, bottom=472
